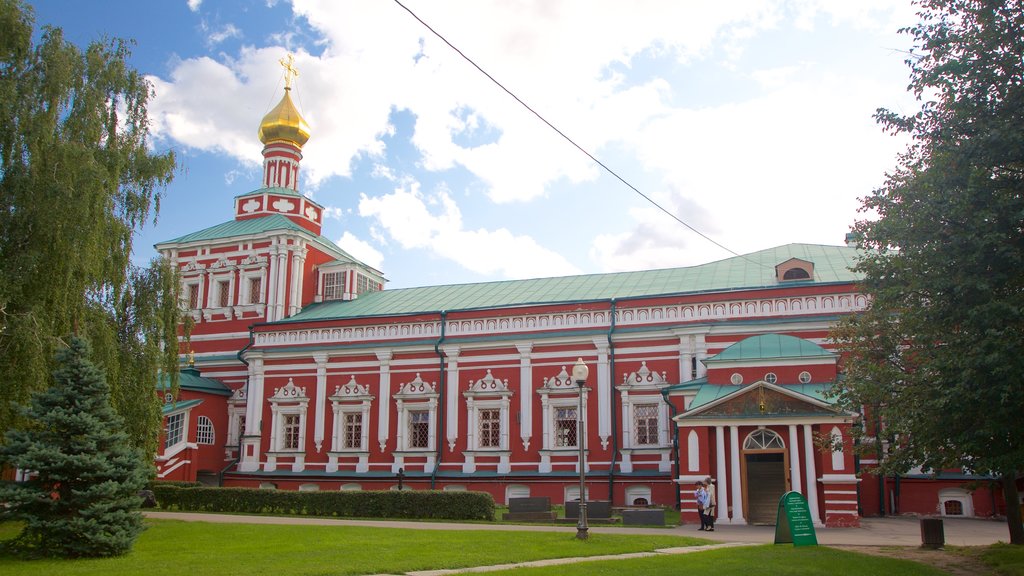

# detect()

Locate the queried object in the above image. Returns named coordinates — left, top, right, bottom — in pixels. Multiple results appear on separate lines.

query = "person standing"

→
left=704, top=476, right=717, bottom=531
left=694, top=481, right=709, bottom=530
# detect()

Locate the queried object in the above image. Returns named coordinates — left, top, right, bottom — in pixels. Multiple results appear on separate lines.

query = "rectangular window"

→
left=248, top=277, right=262, bottom=304
left=283, top=414, right=301, bottom=450
left=165, top=412, right=185, bottom=449
left=554, top=407, right=578, bottom=448
left=343, top=413, right=362, bottom=449
left=633, top=404, right=659, bottom=445
left=217, top=280, right=230, bottom=307
left=409, top=411, right=430, bottom=449
left=237, top=415, right=246, bottom=441
left=187, top=284, right=200, bottom=309
left=478, top=409, right=501, bottom=448
left=323, top=271, right=345, bottom=301
left=356, top=274, right=380, bottom=295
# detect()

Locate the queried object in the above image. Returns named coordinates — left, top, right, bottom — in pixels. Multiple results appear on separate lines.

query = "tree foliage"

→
left=832, top=0, right=1023, bottom=543
left=0, top=337, right=149, bottom=557
left=0, top=0, right=182, bottom=454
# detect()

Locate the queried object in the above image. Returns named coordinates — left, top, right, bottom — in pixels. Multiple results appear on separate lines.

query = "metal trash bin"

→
left=920, top=517, right=944, bottom=549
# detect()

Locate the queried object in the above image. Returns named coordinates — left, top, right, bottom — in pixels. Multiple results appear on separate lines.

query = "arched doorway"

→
left=742, top=428, right=788, bottom=524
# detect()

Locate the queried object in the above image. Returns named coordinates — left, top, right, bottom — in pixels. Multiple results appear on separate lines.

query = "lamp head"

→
left=572, top=358, right=589, bottom=383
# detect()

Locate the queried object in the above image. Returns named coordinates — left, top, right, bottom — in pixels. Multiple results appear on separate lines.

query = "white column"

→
left=593, top=338, right=611, bottom=449
left=788, top=424, right=802, bottom=494
left=729, top=425, right=745, bottom=523
left=444, top=345, right=460, bottom=451
left=266, top=244, right=279, bottom=321
left=715, top=425, right=728, bottom=523
left=287, top=244, right=306, bottom=317
left=803, top=424, right=823, bottom=526
left=274, top=247, right=288, bottom=321
left=313, top=352, right=327, bottom=452
left=239, top=356, right=264, bottom=472
left=695, top=334, right=708, bottom=378
left=517, top=344, right=533, bottom=450
left=376, top=352, right=392, bottom=452
left=679, top=335, right=694, bottom=382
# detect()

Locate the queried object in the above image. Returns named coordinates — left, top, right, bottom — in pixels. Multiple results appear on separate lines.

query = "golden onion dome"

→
left=258, top=88, right=311, bottom=147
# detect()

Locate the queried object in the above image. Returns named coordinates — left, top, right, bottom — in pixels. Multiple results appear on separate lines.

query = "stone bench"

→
left=505, top=497, right=556, bottom=521
left=564, top=500, right=612, bottom=520
left=621, top=508, right=665, bottom=526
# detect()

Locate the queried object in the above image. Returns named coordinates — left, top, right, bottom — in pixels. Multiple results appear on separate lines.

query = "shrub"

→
left=151, top=485, right=495, bottom=521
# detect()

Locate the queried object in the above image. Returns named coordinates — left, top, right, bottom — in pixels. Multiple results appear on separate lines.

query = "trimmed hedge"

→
left=151, top=485, right=495, bottom=521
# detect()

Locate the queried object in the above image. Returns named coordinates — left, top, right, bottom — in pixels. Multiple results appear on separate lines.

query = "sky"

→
left=30, top=0, right=920, bottom=289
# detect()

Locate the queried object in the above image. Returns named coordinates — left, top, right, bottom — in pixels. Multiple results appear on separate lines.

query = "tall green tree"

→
left=833, top=0, right=1024, bottom=543
left=0, top=337, right=149, bottom=557
left=0, top=0, right=182, bottom=455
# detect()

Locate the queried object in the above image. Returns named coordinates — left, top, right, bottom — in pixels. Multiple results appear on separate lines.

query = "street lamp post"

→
left=572, top=358, right=590, bottom=540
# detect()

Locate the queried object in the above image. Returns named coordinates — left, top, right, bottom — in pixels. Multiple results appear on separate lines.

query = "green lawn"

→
left=981, top=542, right=1024, bottom=576
left=1, top=518, right=1013, bottom=576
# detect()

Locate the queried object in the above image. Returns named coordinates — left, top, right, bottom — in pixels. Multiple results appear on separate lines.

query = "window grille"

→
left=248, top=277, right=262, bottom=304
left=323, top=272, right=345, bottom=300
left=409, top=411, right=430, bottom=448
left=343, top=413, right=362, bottom=449
left=196, top=416, right=215, bottom=445
left=283, top=414, right=301, bottom=450
left=478, top=409, right=501, bottom=448
left=554, top=407, right=578, bottom=448
left=165, top=412, right=185, bottom=448
left=187, top=284, right=199, bottom=309
left=633, top=404, right=659, bottom=445
left=743, top=428, right=785, bottom=450
left=217, top=280, right=230, bottom=307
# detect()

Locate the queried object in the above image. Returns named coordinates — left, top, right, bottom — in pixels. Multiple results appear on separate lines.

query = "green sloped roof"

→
left=155, top=214, right=370, bottom=270
left=706, top=334, right=834, bottom=363
left=280, top=243, right=860, bottom=323
left=234, top=186, right=302, bottom=199
left=687, top=383, right=833, bottom=411
left=157, top=368, right=232, bottom=397
left=162, top=398, right=203, bottom=415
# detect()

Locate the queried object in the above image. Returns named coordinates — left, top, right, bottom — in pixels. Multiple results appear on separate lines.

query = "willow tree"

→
left=0, top=0, right=182, bottom=455
left=833, top=0, right=1023, bottom=544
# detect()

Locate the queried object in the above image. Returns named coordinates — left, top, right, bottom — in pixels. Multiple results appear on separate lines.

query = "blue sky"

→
left=31, top=0, right=918, bottom=289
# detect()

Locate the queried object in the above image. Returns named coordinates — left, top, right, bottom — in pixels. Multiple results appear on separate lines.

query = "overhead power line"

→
left=392, top=0, right=746, bottom=259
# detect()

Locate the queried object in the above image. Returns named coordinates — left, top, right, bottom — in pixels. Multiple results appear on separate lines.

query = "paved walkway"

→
left=144, top=511, right=1014, bottom=575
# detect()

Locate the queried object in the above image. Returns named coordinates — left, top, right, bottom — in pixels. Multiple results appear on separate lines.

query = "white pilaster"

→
left=266, top=244, right=279, bottom=321
left=803, top=424, right=823, bottom=526
left=313, top=352, right=327, bottom=452
left=444, top=345, right=459, bottom=451
left=593, top=338, right=610, bottom=449
left=695, top=333, right=708, bottom=378
left=789, top=424, right=802, bottom=493
left=376, top=351, right=392, bottom=452
left=516, top=344, right=533, bottom=450
left=238, top=356, right=264, bottom=472
left=730, top=425, right=745, bottom=523
left=679, top=335, right=694, bottom=382
left=287, top=244, right=306, bottom=317
left=274, top=247, right=288, bottom=321
left=716, top=425, right=728, bottom=523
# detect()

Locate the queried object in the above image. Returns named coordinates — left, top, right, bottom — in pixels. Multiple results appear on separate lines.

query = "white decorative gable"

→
left=330, top=376, right=373, bottom=400
left=270, top=378, right=308, bottom=403
left=619, top=361, right=668, bottom=390
left=395, top=373, right=437, bottom=397
left=464, top=369, right=512, bottom=398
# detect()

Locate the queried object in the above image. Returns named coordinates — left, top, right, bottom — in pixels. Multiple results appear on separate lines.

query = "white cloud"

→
left=187, top=0, right=202, bottom=12
left=337, top=231, right=385, bottom=270
left=207, top=23, right=242, bottom=46
left=358, top=182, right=580, bottom=279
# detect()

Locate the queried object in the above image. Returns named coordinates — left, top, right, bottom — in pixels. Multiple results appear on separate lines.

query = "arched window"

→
left=196, top=416, right=215, bottom=445
left=744, top=428, right=785, bottom=450
left=783, top=268, right=810, bottom=280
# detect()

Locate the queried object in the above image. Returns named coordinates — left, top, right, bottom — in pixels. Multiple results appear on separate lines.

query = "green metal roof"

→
left=161, top=398, right=203, bottom=415
left=280, top=243, right=861, bottom=323
left=234, top=186, right=302, bottom=199
left=157, top=368, right=232, bottom=397
left=154, top=214, right=371, bottom=271
left=688, top=383, right=833, bottom=411
left=706, top=334, right=834, bottom=363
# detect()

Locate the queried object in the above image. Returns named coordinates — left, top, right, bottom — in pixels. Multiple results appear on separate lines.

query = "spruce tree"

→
left=0, top=337, right=148, bottom=557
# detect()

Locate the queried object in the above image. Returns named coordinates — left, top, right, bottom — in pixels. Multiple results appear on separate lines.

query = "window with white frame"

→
left=329, top=376, right=374, bottom=454
left=187, top=283, right=200, bottom=309
left=165, top=412, right=185, bottom=449
left=554, top=407, right=578, bottom=448
left=269, top=378, right=309, bottom=453
left=247, top=277, right=261, bottom=304
left=394, top=374, right=438, bottom=452
left=217, top=280, right=230, bottom=308
left=356, top=274, right=379, bottom=295
left=226, top=387, right=247, bottom=447
left=196, top=415, right=215, bottom=445
left=323, top=271, right=345, bottom=301
left=632, top=404, right=659, bottom=446
left=463, top=370, right=513, bottom=452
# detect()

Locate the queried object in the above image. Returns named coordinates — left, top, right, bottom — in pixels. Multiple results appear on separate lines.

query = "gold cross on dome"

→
left=279, top=53, right=299, bottom=89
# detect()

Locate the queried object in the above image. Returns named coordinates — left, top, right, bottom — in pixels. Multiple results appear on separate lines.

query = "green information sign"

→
left=773, top=491, right=818, bottom=546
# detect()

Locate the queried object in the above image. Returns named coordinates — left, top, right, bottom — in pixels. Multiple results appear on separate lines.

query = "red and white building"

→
left=153, top=83, right=1005, bottom=526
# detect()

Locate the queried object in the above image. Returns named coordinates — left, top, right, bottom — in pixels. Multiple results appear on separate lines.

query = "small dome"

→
left=258, top=89, right=310, bottom=147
